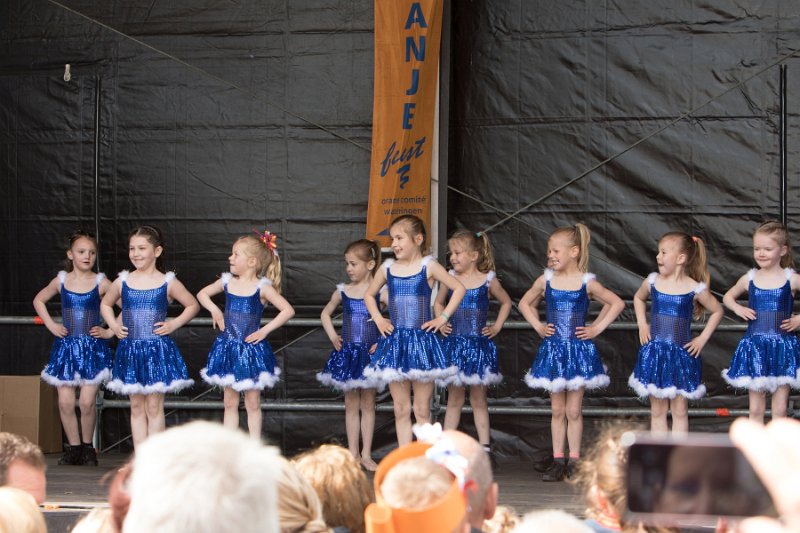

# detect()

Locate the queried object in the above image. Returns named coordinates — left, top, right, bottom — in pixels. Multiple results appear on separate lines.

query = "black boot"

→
left=58, top=444, right=83, bottom=465
left=80, top=443, right=98, bottom=466
left=542, top=457, right=568, bottom=482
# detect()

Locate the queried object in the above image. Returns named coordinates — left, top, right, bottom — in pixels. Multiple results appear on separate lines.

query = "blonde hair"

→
left=551, top=223, right=591, bottom=273
left=237, top=235, right=283, bottom=293
left=449, top=229, right=496, bottom=273
left=71, top=508, right=116, bottom=533
left=276, top=457, right=332, bottom=533
left=344, top=239, right=382, bottom=277
left=660, top=232, right=710, bottom=318
left=380, top=456, right=454, bottom=510
left=0, top=487, right=46, bottom=533
left=292, top=445, right=372, bottom=533
left=390, top=215, right=429, bottom=255
left=754, top=220, right=794, bottom=269
left=483, top=505, right=520, bottom=533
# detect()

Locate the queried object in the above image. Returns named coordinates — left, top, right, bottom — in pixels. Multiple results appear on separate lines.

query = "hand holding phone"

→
left=624, top=431, right=776, bottom=528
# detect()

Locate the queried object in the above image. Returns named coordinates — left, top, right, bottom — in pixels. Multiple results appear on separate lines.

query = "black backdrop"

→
left=2, top=0, right=800, bottom=456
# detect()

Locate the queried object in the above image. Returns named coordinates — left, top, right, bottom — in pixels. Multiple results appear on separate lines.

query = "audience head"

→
left=511, top=509, right=592, bottom=533
left=292, top=444, right=371, bottom=533
left=482, top=505, right=520, bottom=533
left=71, top=508, right=116, bottom=533
left=0, top=486, right=46, bottom=533
left=123, top=421, right=280, bottom=533
left=365, top=440, right=469, bottom=533
left=0, top=432, right=46, bottom=504
left=276, top=456, right=331, bottom=533
left=443, top=429, right=498, bottom=529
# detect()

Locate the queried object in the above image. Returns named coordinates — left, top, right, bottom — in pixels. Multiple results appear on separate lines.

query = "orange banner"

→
left=366, top=0, right=443, bottom=246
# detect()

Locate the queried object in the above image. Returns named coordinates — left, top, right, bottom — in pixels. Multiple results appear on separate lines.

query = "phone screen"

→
left=625, top=432, right=776, bottom=527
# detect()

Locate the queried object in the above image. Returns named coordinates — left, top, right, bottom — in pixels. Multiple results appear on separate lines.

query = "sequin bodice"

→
left=648, top=274, right=702, bottom=346
left=386, top=257, right=433, bottom=329
left=120, top=271, right=172, bottom=341
left=340, top=284, right=381, bottom=345
left=545, top=270, right=593, bottom=340
left=746, top=269, right=794, bottom=337
left=222, top=274, right=268, bottom=341
left=59, top=271, right=104, bottom=337
left=450, top=271, right=493, bottom=337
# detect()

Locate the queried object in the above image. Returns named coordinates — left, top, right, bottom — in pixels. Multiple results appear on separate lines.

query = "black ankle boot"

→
left=80, top=443, right=98, bottom=466
left=58, top=444, right=83, bottom=465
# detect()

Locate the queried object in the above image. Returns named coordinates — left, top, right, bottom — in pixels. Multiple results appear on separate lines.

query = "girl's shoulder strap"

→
left=747, top=268, right=757, bottom=281
left=693, top=281, right=708, bottom=295
left=383, top=258, right=395, bottom=271
left=256, top=277, right=272, bottom=290
left=582, top=272, right=596, bottom=285
left=57, top=271, right=68, bottom=284
left=118, top=270, right=130, bottom=282
left=95, top=272, right=106, bottom=285
left=646, top=272, right=658, bottom=285
left=448, top=268, right=456, bottom=277
left=785, top=267, right=795, bottom=280
left=220, top=272, right=232, bottom=287
left=485, top=270, right=496, bottom=285
left=336, top=282, right=346, bottom=294
left=164, top=271, right=176, bottom=284
left=421, top=255, right=434, bottom=267
left=544, top=268, right=554, bottom=281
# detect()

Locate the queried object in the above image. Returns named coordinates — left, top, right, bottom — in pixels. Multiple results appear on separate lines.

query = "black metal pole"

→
left=93, top=76, right=102, bottom=270
left=437, top=0, right=451, bottom=264
left=780, top=64, right=788, bottom=226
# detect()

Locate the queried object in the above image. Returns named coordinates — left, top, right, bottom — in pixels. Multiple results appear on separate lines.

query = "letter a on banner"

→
left=366, top=0, right=443, bottom=247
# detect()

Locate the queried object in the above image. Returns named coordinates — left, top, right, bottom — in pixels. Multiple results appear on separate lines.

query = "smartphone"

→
left=623, top=431, right=776, bottom=528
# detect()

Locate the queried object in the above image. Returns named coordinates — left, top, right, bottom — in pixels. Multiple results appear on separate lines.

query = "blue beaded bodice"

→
left=545, top=269, right=594, bottom=340
left=59, top=271, right=105, bottom=337
left=746, top=269, right=794, bottom=337
left=120, top=271, right=173, bottom=341
left=648, top=273, right=703, bottom=346
left=450, top=271, right=493, bottom=337
left=339, top=284, right=381, bottom=345
left=386, top=256, right=433, bottom=329
left=221, top=273, right=268, bottom=341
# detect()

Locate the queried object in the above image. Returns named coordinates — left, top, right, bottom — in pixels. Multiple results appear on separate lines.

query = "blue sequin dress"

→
left=317, top=284, right=381, bottom=391
left=201, top=274, right=280, bottom=391
left=364, top=256, right=456, bottom=383
left=525, top=270, right=609, bottom=392
left=722, top=268, right=800, bottom=392
left=107, top=271, right=194, bottom=395
left=629, top=273, right=706, bottom=399
left=41, top=271, right=113, bottom=386
left=442, top=271, right=502, bottom=387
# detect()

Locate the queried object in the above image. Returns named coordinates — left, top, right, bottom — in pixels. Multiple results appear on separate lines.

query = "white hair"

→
left=123, top=421, right=280, bottom=533
left=511, top=510, right=592, bottom=533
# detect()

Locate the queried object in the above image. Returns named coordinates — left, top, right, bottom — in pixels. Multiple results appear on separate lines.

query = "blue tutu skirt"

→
left=629, top=340, right=705, bottom=399
left=107, top=337, right=194, bottom=395
left=525, top=337, right=609, bottom=392
left=722, top=334, right=800, bottom=392
left=41, top=335, right=113, bottom=387
left=441, top=335, right=502, bottom=387
left=201, top=337, right=280, bottom=391
left=317, top=342, right=380, bottom=391
left=363, top=327, right=457, bottom=383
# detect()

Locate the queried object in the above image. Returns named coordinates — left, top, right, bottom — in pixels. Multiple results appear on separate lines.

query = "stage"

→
left=41, top=452, right=582, bottom=532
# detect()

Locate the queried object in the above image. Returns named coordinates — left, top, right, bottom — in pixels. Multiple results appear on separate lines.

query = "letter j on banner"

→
left=366, top=0, right=443, bottom=247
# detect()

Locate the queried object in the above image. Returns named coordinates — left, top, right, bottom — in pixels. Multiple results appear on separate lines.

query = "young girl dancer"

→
left=434, top=230, right=512, bottom=458
left=100, top=226, right=199, bottom=447
left=198, top=230, right=294, bottom=439
left=33, top=230, right=114, bottom=465
left=519, top=223, right=624, bottom=482
left=722, top=221, right=800, bottom=422
left=630, top=232, right=723, bottom=433
left=318, top=239, right=383, bottom=470
left=363, top=215, right=466, bottom=446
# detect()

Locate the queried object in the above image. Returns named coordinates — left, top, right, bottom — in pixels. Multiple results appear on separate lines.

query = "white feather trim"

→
left=200, top=368, right=280, bottom=391
left=106, top=378, right=194, bottom=395
left=524, top=372, right=609, bottom=392
left=721, top=369, right=796, bottom=393
left=628, top=375, right=706, bottom=400
left=41, top=368, right=111, bottom=387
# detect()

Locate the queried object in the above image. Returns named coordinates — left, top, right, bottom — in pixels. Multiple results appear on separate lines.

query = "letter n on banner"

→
left=366, top=0, right=443, bottom=247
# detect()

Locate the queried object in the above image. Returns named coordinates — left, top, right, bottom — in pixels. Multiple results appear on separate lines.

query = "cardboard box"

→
left=0, top=376, right=62, bottom=453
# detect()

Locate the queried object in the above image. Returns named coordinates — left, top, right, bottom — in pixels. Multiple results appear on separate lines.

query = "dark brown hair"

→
left=390, top=215, right=429, bottom=255
left=64, top=230, right=98, bottom=272
left=128, top=225, right=166, bottom=272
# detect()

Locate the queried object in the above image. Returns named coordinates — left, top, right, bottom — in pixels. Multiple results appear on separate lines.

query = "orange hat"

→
left=364, top=441, right=467, bottom=533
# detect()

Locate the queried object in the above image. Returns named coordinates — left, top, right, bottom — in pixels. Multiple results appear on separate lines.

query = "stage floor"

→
left=42, top=452, right=582, bottom=532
